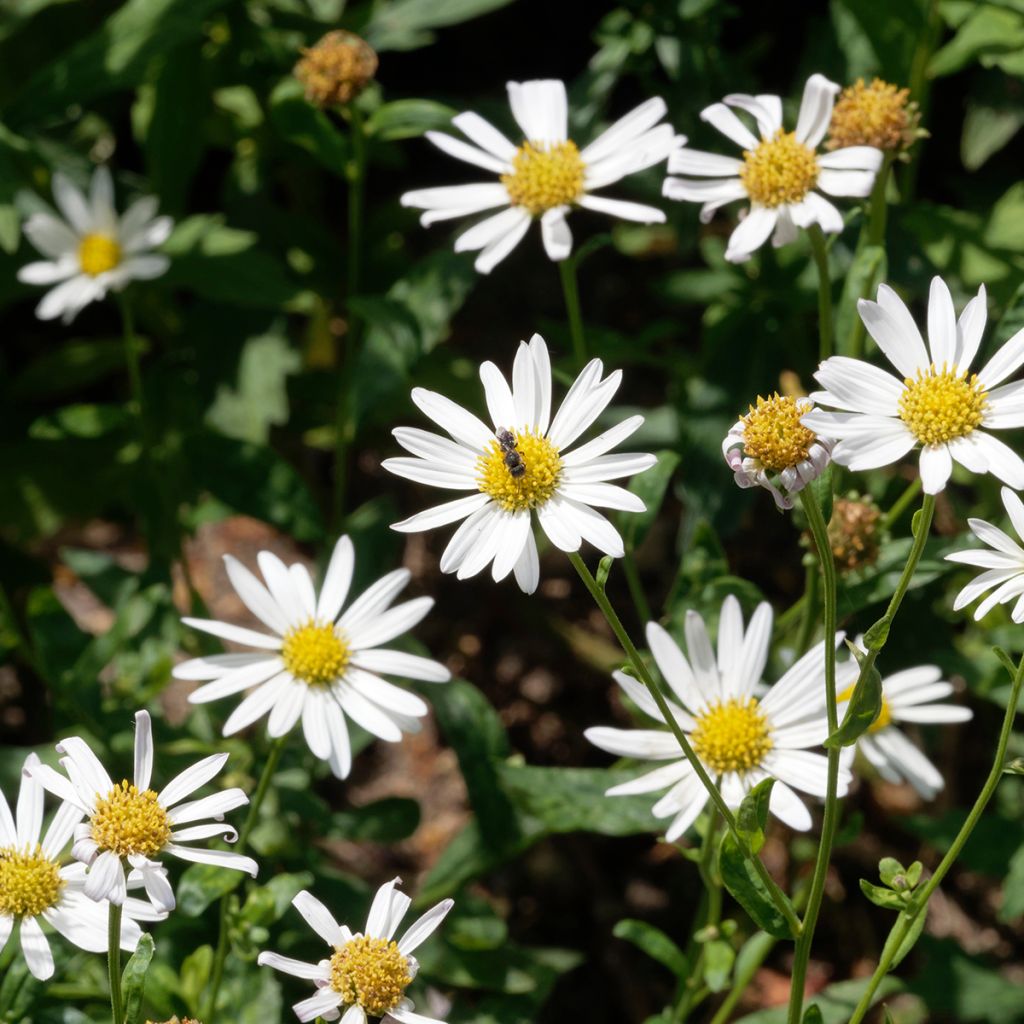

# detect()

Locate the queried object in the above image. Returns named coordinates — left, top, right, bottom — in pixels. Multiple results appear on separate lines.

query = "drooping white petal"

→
left=794, top=73, right=840, bottom=148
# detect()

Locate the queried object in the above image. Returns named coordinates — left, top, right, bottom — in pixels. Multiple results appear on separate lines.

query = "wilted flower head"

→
left=295, top=30, right=378, bottom=108
left=723, top=393, right=832, bottom=510
left=825, top=493, right=883, bottom=572
left=827, top=78, right=922, bottom=155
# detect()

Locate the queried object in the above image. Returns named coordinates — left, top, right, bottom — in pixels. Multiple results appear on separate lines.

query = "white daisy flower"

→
left=722, top=392, right=832, bottom=510
left=662, top=73, right=883, bottom=262
left=17, top=165, right=172, bottom=324
left=401, top=79, right=679, bottom=273
left=174, top=536, right=450, bottom=780
left=26, top=711, right=257, bottom=912
left=585, top=596, right=851, bottom=837
left=382, top=333, right=656, bottom=595
left=1, top=754, right=166, bottom=980
left=945, top=486, right=1024, bottom=621
left=837, top=657, right=972, bottom=800
left=803, top=278, right=1024, bottom=494
left=258, top=878, right=454, bottom=1024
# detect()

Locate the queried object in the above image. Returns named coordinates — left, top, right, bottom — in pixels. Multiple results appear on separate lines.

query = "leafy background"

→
left=1, top=0, right=1024, bottom=1022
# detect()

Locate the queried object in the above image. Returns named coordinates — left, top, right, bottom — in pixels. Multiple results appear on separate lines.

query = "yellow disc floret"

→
left=0, top=845, right=64, bottom=917
left=281, top=621, right=350, bottom=686
left=827, top=78, right=917, bottom=153
left=741, top=393, right=816, bottom=472
left=740, top=130, right=819, bottom=208
left=501, top=141, right=586, bottom=216
left=329, top=935, right=413, bottom=1016
left=477, top=429, right=562, bottom=512
left=898, top=365, right=987, bottom=446
left=838, top=684, right=892, bottom=733
left=78, top=233, right=121, bottom=276
left=91, top=782, right=171, bottom=858
left=691, top=698, right=774, bottom=775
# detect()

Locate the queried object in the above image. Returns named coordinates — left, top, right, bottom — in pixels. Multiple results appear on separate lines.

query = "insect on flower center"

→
left=281, top=621, right=350, bottom=686
left=838, top=684, right=892, bottom=733
left=827, top=78, right=913, bottom=152
left=329, top=935, right=413, bottom=1016
left=741, top=393, right=816, bottom=472
left=740, top=130, right=819, bottom=208
left=692, top=698, right=774, bottom=775
left=898, top=365, right=987, bottom=446
left=78, top=233, right=122, bottom=276
left=91, top=782, right=171, bottom=858
left=477, top=429, right=562, bottom=512
left=0, top=845, right=64, bottom=917
left=501, top=140, right=586, bottom=216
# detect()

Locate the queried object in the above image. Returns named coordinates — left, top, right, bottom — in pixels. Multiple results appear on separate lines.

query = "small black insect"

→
left=496, top=428, right=526, bottom=478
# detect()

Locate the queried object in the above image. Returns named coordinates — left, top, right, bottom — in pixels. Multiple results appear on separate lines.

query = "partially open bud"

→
left=826, top=78, right=923, bottom=155
left=294, top=31, right=378, bottom=108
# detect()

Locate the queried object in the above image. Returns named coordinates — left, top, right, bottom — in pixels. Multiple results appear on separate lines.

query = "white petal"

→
left=174, top=652, right=271, bottom=680
left=817, top=146, right=884, bottom=170
left=336, top=686, right=403, bottom=742
left=474, top=208, right=532, bottom=273
left=164, top=844, right=257, bottom=877
left=700, top=102, right=758, bottom=149
left=41, top=800, right=83, bottom=859
left=17, top=258, right=77, bottom=284
left=584, top=726, right=682, bottom=760
left=346, top=668, right=428, bottom=718
left=301, top=690, right=332, bottom=760
left=294, top=988, right=344, bottom=1024
left=180, top=616, right=282, bottom=651
left=257, top=950, right=328, bottom=980
left=391, top=492, right=491, bottom=533
left=158, top=753, right=230, bottom=808
left=558, top=482, right=645, bottom=512
left=424, top=130, right=510, bottom=175
left=927, top=276, right=958, bottom=367
left=85, top=851, right=127, bottom=905
left=812, top=357, right=902, bottom=414
left=52, top=738, right=112, bottom=806
left=581, top=97, right=668, bottom=163
left=480, top=360, right=516, bottom=429
left=667, top=147, right=744, bottom=176
left=816, top=168, right=877, bottom=198
left=267, top=681, right=308, bottom=738
left=561, top=415, right=644, bottom=466
left=513, top=529, right=540, bottom=595
left=347, top=596, right=432, bottom=650
left=725, top=207, right=777, bottom=262
left=317, top=536, right=356, bottom=623
left=507, top=79, right=567, bottom=144
left=410, top=387, right=492, bottom=451
left=979, top=326, right=1024, bottom=389
left=220, top=555, right=290, bottom=636
left=452, top=111, right=517, bottom=160
left=661, top=177, right=746, bottom=205
left=397, top=898, right=455, bottom=954
left=51, top=173, right=92, bottom=233
left=647, top=621, right=705, bottom=713
left=919, top=445, right=954, bottom=494
left=134, top=711, right=153, bottom=792
left=22, top=212, right=78, bottom=258
left=187, top=658, right=284, bottom=705
left=794, top=73, right=840, bottom=148
left=894, top=704, right=972, bottom=724
left=222, top=672, right=292, bottom=735
left=577, top=193, right=665, bottom=224
left=767, top=780, right=814, bottom=831
left=381, top=457, right=478, bottom=491
left=401, top=183, right=510, bottom=222
left=540, top=206, right=572, bottom=261
left=15, top=758, right=45, bottom=847
left=19, top=917, right=54, bottom=981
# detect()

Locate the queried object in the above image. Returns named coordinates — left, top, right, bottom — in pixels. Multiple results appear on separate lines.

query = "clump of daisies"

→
left=663, top=73, right=882, bottom=262
left=18, top=165, right=172, bottom=323
left=401, top=79, right=679, bottom=272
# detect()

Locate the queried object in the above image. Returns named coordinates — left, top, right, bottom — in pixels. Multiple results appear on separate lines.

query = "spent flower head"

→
left=18, top=166, right=172, bottom=323
left=827, top=78, right=923, bottom=156
left=401, top=80, right=679, bottom=272
left=26, top=711, right=256, bottom=912
left=823, top=493, right=884, bottom=572
left=258, top=878, right=453, bottom=1024
left=663, top=73, right=882, bottom=262
left=175, top=536, right=450, bottom=780
left=294, top=31, right=378, bottom=108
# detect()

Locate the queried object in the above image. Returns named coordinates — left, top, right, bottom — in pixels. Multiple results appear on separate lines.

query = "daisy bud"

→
left=294, top=30, right=378, bottom=108
left=722, top=393, right=832, bottom=511
left=826, top=78, right=924, bottom=156
left=818, top=492, right=885, bottom=573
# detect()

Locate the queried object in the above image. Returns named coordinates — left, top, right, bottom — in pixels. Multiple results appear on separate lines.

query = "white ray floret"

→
left=18, top=165, right=172, bottom=323
left=662, top=73, right=882, bottom=262
left=946, top=486, right=1024, bottom=621
left=803, top=277, right=1024, bottom=494
left=174, top=537, right=450, bottom=780
left=258, top=878, right=454, bottom=1024
left=586, top=596, right=850, bottom=837
left=401, top=79, right=680, bottom=273
left=838, top=650, right=972, bottom=800
left=1, top=754, right=166, bottom=980
left=26, top=711, right=256, bottom=912
left=382, top=333, right=656, bottom=594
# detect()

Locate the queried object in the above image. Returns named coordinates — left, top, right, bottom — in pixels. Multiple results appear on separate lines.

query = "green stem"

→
left=787, top=491, right=840, bottom=1024
left=204, top=737, right=286, bottom=1023
left=108, top=903, right=123, bottom=1024
left=333, top=102, right=367, bottom=530
left=622, top=550, right=652, bottom=625
left=807, top=226, right=833, bottom=363
left=568, top=552, right=801, bottom=937
left=558, top=257, right=587, bottom=367
left=793, top=560, right=819, bottom=655
left=881, top=477, right=922, bottom=530
left=847, top=652, right=1024, bottom=1024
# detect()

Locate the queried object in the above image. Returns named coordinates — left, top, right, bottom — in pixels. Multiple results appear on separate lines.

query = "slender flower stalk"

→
left=558, top=257, right=587, bottom=366
left=807, top=225, right=833, bottom=361
left=567, top=552, right=801, bottom=936
left=846, top=650, right=1024, bottom=1024
left=107, top=903, right=123, bottom=1024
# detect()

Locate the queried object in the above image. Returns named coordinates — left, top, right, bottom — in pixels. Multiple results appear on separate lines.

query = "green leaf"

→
left=121, top=933, right=155, bottom=1024
left=1003, top=757, right=1024, bottom=776
left=366, top=99, right=457, bottom=140
left=703, top=938, right=735, bottom=993
left=962, top=104, right=1024, bottom=171
left=735, top=778, right=774, bottom=855
left=176, top=862, right=245, bottom=917
left=859, top=879, right=906, bottom=911
left=269, top=78, right=348, bottom=176
left=835, top=245, right=886, bottom=356
left=180, top=944, right=213, bottom=1016
left=825, top=643, right=882, bottom=749
left=718, top=830, right=797, bottom=939
left=621, top=450, right=680, bottom=550
left=733, top=976, right=903, bottom=1023
left=329, top=797, right=421, bottom=843
left=613, top=919, right=688, bottom=977
left=802, top=1007, right=824, bottom=1024
left=363, top=0, right=517, bottom=51
left=930, top=5, right=1024, bottom=77
left=9, top=339, right=128, bottom=401
left=884, top=910, right=926, bottom=970
left=878, top=857, right=904, bottom=888
left=596, top=554, right=613, bottom=591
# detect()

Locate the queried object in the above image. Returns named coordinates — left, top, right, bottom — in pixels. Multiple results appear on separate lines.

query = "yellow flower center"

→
left=329, top=935, right=412, bottom=1016
left=898, top=365, right=987, bottom=446
left=827, top=78, right=913, bottom=152
left=281, top=621, right=350, bottom=685
left=78, top=233, right=121, bottom=276
left=691, top=698, right=774, bottom=775
left=838, top=684, right=892, bottom=733
left=0, top=845, right=64, bottom=917
left=740, top=130, right=819, bottom=208
left=476, top=429, right=562, bottom=512
left=740, top=393, right=816, bottom=472
left=91, top=782, right=171, bottom=858
left=501, top=140, right=586, bottom=216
